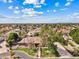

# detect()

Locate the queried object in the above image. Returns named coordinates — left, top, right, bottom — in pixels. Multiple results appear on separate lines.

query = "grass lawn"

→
left=15, top=47, right=37, bottom=56
left=41, top=47, right=59, bottom=57
left=14, top=47, right=59, bottom=57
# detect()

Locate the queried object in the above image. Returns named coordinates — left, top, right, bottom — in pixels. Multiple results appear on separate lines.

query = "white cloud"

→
left=8, top=6, right=13, bottom=10
left=76, top=16, right=79, bottom=18
left=65, top=2, right=71, bottom=6
left=21, top=8, right=43, bottom=16
left=22, top=8, right=34, bottom=12
left=23, top=2, right=25, bottom=5
left=53, top=10, right=56, bottom=12
left=60, top=8, right=67, bottom=11
left=22, top=8, right=35, bottom=16
left=40, top=0, right=45, bottom=4
left=36, top=12, right=43, bottom=15
left=14, top=10, right=20, bottom=14
left=55, top=2, right=59, bottom=7
left=0, top=0, right=13, bottom=3
left=67, top=0, right=74, bottom=2
left=0, top=0, right=7, bottom=3
left=67, top=12, right=79, bottom=19
left=73, top=12, right=79, bottom=16
left=8, top=0, right=13, bottom=3
left=23, top=0, right=38, bottom=5
left=15, top=6, right=19, bottom=9
left=47, top=10, right=50, bottom=12
left=23, top=0, right=46, bottom=5
left=34, top=5, right=41, bottom=8
left=8, top=6, right=19, bottom=10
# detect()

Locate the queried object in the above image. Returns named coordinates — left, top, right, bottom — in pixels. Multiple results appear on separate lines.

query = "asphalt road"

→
left=0, top=51, right=35, bottom=59
left=14, top=51, right=33, bottom=59
left=0, top=52, right=10, bottom=59
left=0, top=50, right=79, bottom=59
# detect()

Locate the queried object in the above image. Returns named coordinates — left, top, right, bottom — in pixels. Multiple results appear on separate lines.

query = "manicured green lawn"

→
left=14, top=47, right=59, bottom=57
left=15, top=47, right=37, bottom=56
left=41, top=47, right=59, bottom=57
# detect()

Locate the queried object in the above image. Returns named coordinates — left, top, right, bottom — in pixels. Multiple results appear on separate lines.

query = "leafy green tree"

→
left=40, top=25, right=51, bottom=47
left=6, top=32, right=19, bottom=48
left=53, top=33, right=65, bottom=44
left=69, top=28, right=79, bottom=44
left=40, top=24, right=65, bottom=47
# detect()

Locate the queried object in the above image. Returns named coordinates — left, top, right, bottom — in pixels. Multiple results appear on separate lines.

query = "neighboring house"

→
left=18, top=37, right=42, bottom=47
left=27, top=28, right=40, bottom=37
left=11, top=29, right=21, bottom=35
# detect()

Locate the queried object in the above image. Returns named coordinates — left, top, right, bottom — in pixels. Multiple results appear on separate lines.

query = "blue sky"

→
left=0, top=0, right=79, bottom=23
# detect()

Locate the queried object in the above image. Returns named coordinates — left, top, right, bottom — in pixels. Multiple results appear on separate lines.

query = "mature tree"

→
left=40, top=24, right=61, bottom=56
left=69, top=28, right=79, bottom=44
left=40, top=24, right=50, bottom=47
left=6, top=32, right=19, bottom=48
left=40, top=24, right=65, bottom=47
